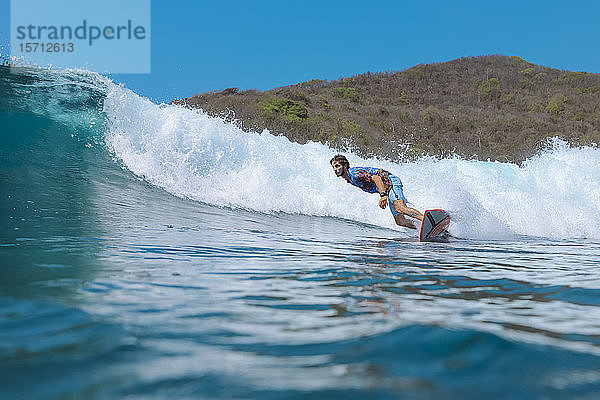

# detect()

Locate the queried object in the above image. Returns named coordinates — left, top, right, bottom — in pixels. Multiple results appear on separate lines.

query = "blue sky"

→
left=2, top=0, right=600, bottom=103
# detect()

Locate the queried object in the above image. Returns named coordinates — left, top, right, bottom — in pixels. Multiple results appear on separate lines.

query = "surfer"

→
left=330, top=154, right=424, bottom=229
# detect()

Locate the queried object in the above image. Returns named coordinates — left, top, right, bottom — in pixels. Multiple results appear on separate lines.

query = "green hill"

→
left=172, top=55, right=600, bottom=162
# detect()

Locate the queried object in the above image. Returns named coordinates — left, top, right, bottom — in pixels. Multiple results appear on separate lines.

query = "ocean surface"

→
left=1, top=65, right=600, bottom=399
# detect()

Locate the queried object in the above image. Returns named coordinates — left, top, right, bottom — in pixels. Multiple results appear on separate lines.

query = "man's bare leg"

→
left=393, top=199, right=424, bottom=221
left=394, top=213, right=417, bottom=229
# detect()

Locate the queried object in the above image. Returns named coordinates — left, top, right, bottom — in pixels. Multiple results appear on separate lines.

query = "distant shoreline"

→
left=173, top=55, right=600, bottom=163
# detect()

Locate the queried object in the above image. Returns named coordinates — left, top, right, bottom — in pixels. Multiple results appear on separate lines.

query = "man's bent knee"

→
left=393, top=199, right=423, bottom=221
left=393, top=199, right=409, bottom=213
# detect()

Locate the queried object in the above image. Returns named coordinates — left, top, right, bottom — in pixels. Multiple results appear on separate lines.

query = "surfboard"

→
left=419, top=209, right=450, bottom=242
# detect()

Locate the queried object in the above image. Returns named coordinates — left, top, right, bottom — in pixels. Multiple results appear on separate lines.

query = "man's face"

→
left=331, top=160, right=345, bottom=177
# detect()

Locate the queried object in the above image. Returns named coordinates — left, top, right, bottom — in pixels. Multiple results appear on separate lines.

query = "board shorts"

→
left=387, top=174, right=408, bottom=217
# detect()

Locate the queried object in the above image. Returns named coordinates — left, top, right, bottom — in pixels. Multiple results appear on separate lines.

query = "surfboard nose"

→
left=420, top=209, right=451, bottom=242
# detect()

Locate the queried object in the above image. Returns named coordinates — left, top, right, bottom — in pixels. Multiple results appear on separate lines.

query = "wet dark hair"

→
left=330, top=154, right=349, bottom=169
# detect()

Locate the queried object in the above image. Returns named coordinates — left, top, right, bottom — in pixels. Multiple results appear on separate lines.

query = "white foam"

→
left=102, top=83, right=600, bottom=240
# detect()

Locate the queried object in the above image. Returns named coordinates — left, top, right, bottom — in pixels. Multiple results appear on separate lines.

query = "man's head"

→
left=330, top=154, right=349, bottom=177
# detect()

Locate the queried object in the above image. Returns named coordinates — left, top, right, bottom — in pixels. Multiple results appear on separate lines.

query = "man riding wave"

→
left=330, top=154, right=423, bottom=229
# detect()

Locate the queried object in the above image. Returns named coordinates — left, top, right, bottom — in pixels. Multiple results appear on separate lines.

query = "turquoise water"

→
left=2, top=65, right=600, bottom=399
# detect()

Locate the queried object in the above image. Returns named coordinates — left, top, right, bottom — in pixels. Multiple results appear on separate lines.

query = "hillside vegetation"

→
left=172, top=55, right=600, bottom=162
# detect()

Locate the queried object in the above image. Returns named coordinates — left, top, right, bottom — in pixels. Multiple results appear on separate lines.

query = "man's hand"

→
left=379, top=195, right=388, bottom=209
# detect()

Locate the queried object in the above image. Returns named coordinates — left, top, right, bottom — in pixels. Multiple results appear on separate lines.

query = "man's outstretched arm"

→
left=372, top=175, right=388, bottom=209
